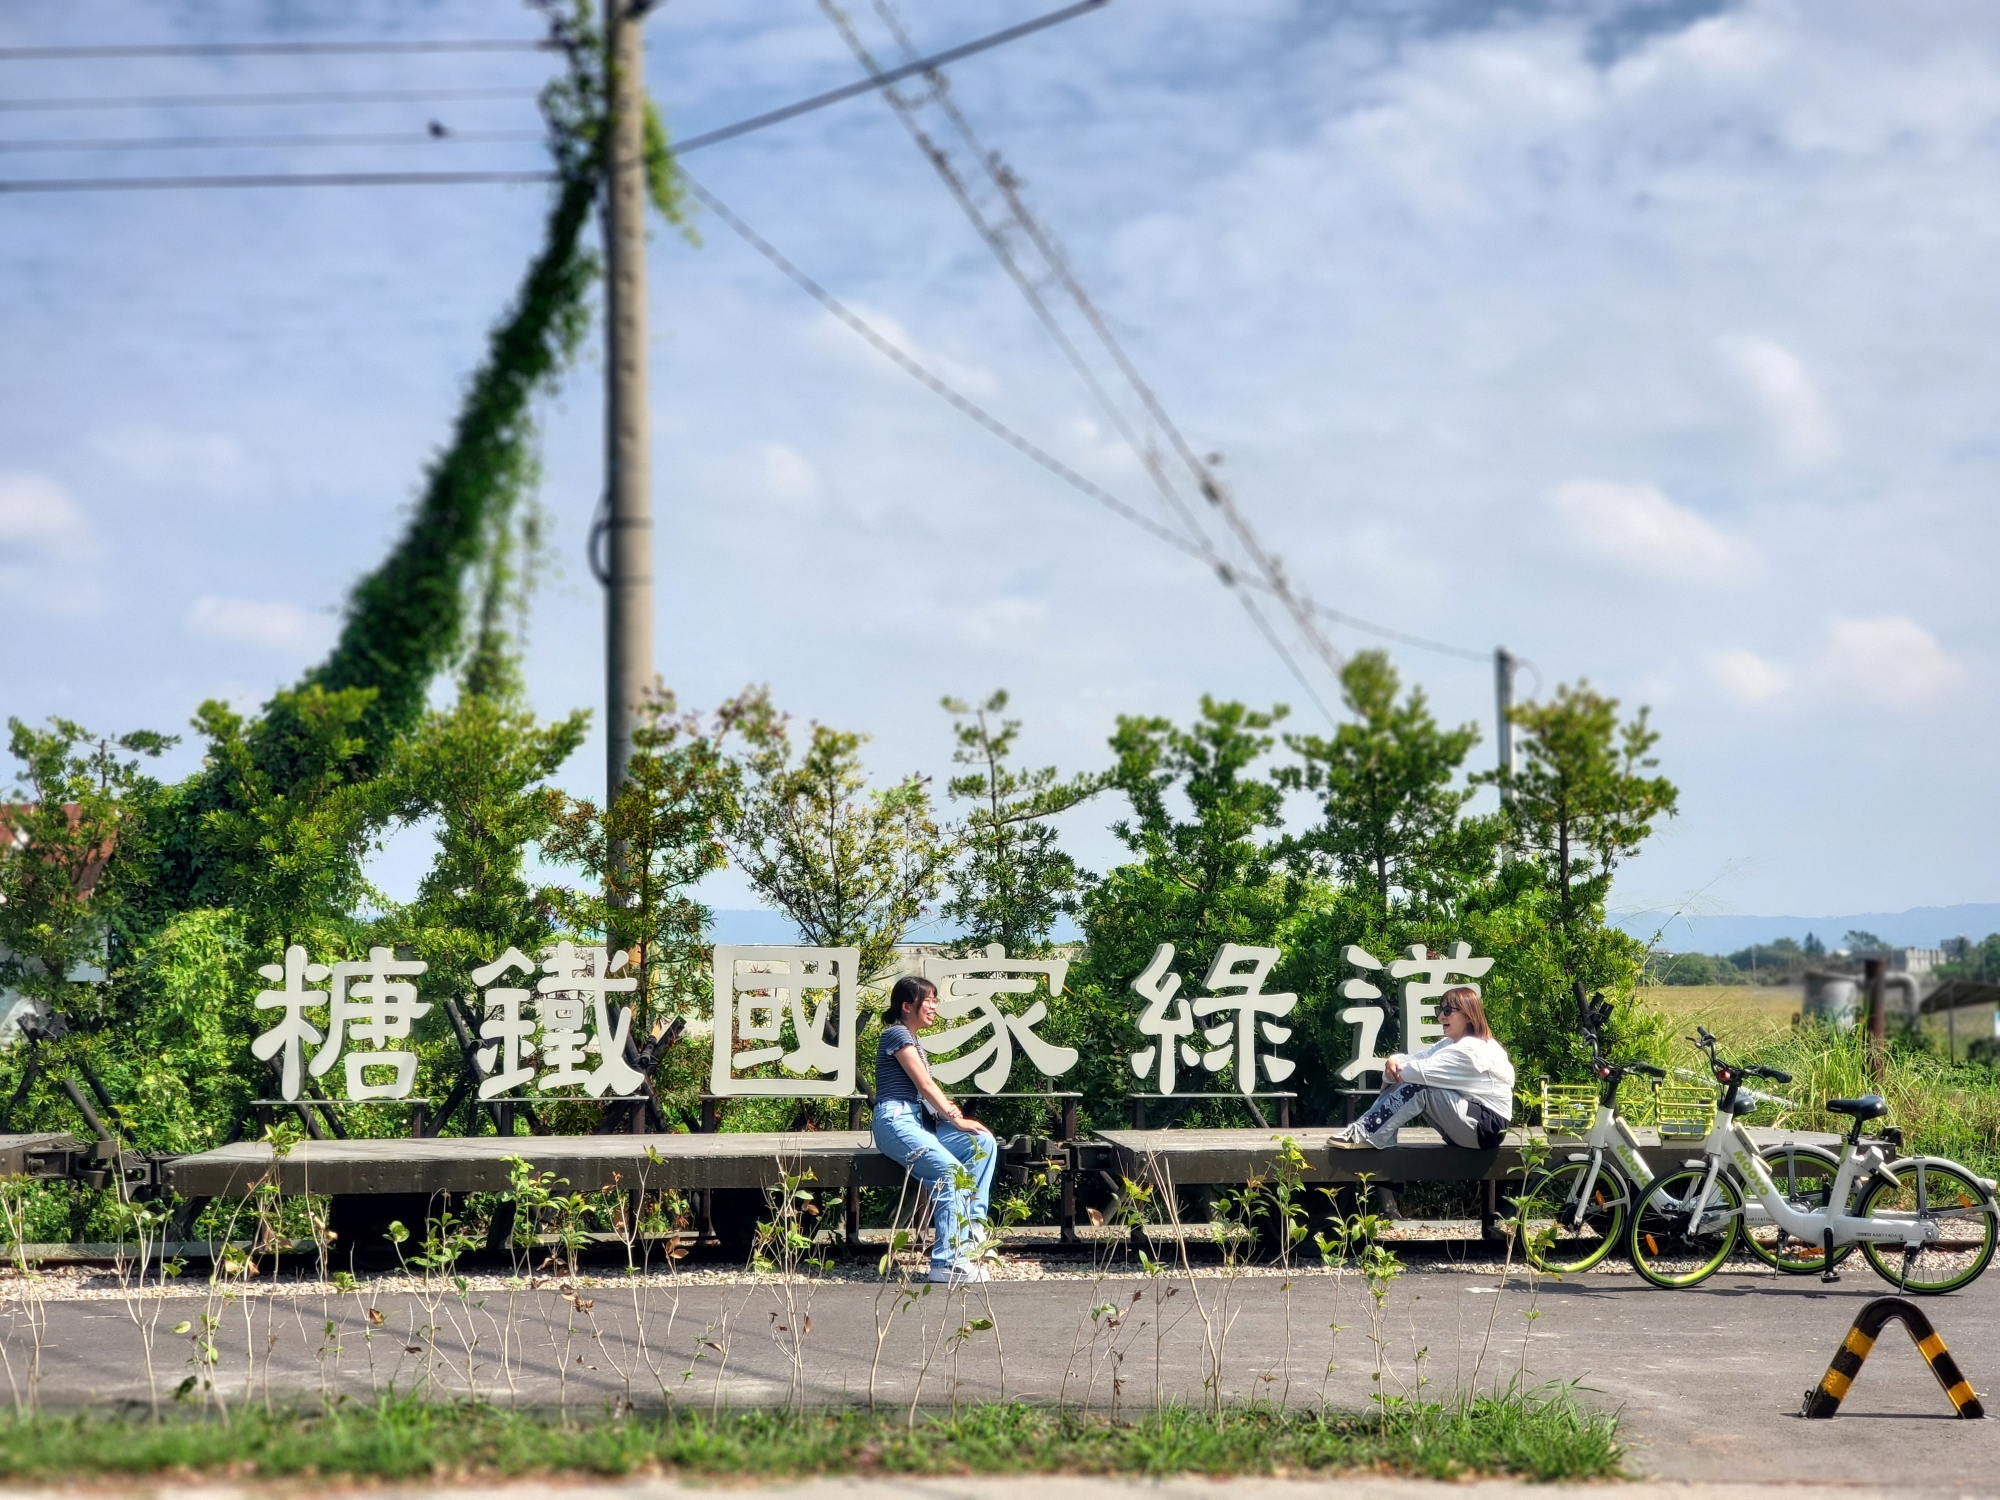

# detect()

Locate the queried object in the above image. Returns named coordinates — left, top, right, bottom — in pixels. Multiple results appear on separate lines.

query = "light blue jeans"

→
left=872, top=1100, right=997, bottom=1272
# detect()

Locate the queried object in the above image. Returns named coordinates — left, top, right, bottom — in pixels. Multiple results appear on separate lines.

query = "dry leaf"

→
left=573, top=1296, right=594, bottom=1312
left=404, top=1345, right=422, bottom=1355
left=1085, top=1208, right=1104, bottom=1227
left=802, top=1315, right=812, bottom=1335
left=366, top=1308, right=384, bottom=1326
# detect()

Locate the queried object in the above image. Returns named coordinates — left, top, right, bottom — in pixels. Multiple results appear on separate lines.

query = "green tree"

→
left=1279, top=650, right=1497, bottom=919
left=541, top=688, right=737, bottom=1031
left=1845, top=929, right=1887, bottom=953
left=1476, top=682, right=1679, bottom=1089
left=724, top=691, right=949, bottom=984
left=1063, top=698, right=1294, bottom=1113
left=939, top=690, right=1102, bottom=955
left=1494, top=682, right=1678, bottom=961
left=0, top=719, right=172, bottom=1014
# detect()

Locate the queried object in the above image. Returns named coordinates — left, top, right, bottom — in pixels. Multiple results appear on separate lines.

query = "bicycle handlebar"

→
left=1623, top=1061, right=1666, bottom=1080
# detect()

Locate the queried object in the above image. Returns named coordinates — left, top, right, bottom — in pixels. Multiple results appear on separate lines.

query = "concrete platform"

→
left=160, top=1130, right=910, bottom=1197
left=1092, top=1124, right=1840, bottom=1185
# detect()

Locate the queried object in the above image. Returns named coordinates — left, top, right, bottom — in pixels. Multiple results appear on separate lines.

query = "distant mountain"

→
left=1615, top=904, right=2000, bottom=955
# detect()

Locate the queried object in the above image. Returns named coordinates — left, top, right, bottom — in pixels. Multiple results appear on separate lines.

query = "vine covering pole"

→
left=604, top=0, right=654, bottom=818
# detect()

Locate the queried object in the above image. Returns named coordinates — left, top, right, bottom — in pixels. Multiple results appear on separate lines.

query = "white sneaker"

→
left=928, top=1262, right=991, bottom=1284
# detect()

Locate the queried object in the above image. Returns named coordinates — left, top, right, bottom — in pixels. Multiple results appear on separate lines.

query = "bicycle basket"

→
left=1650, top=1084, right=1714, bottom=1139
left=1540, top=1081, right=1598, bottom=1136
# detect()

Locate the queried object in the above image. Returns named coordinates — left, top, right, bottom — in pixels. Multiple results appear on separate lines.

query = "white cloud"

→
left=1548, top=479, right=1756, bottom=585
left=1718, top=335, right=1837, bottom=467
left=93, top=424, right=251, bottom=492
left=1707, top=616, right=1964, bottom=708
left=760, top=442, right=822, bottom=505
left=1710, top=647, right=1789, bottom=704
left=1819, top=613, right=1963, bottom=705
left=0, top=472, right=89, bottom=556
left=187, top=596, right=330, bottom=651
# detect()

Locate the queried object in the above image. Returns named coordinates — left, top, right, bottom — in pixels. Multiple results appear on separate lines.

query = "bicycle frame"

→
left=1555, top=1100, right=1654, bottom=1215
left=1674, top=1103, right=1927, bottom=1252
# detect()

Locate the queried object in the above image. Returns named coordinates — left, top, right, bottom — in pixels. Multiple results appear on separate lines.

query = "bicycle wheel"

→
left=1509, top=1159, right=1630, bottom=1273
left=1855, top=1158, right=1998, bottom=1294
left=1741, top=1144, right=1853, bottom=1274
left=1629, top=1168, right=1742, bottom=1288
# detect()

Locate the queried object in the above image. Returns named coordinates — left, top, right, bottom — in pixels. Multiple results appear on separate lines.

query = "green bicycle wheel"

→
left=1629, top=1168, right=1741, bottom=1288
left=1742, top=1143, right=1854, bottom=1274
left=1855, top=1158, right=1998, bottom=1295
left=1510, top=1159, right=1631, bottom=1273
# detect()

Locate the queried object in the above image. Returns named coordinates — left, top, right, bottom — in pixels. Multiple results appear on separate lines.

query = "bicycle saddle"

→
left=1826, top=1094, right=1887, bottom=1119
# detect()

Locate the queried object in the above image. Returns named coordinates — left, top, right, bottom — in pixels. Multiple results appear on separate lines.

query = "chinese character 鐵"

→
left=535, top=941, right=645, bottom=1098
left=920, top=943, right=1078, bottom=1094
left=1388, top=941, right=1494, bottom=1052
left=709, top=945, right=859, bottom=1098
left=1127, top=943, right=1199, bottom=1094
left=252, top=945, right=330, bottom=1102
left=1192, top=944, right=1298, bottom=1096
left=1337, top=943, right=1391, bottom=1081
left=470, top=946, right=538, bottom=1099
left=303, top=946, right=431, bottom=1100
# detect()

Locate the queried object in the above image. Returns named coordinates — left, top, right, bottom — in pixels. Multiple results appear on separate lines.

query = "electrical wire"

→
left=682, top=170, right=1472, bottom=707
left=830, top=0, right=1350, bottom=692
left=0, top=128, right=541, bottom=153
left=0, top=86, right=541, bottom=113
left=0, top=169, right=554, bottom=193
left=0, top=40, right=554, bottom=61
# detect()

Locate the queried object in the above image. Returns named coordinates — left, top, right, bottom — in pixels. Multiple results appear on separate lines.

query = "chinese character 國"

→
left=1128, top=942, right=1296, bottom=1097
left=919, top=943, right=1078, bottom=1094
left=709, top=945, right=859, bottom=1098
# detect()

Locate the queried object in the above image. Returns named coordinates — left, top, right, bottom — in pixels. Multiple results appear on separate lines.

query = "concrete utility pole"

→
left=1493, top=647, right=1518, bottom=804
left=603, top=0, right=654, bottom=808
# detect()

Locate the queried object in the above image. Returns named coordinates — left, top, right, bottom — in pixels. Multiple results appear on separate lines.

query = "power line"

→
left=0, top=128, right=541, bottom=153
left=681, top=170, right=1478, bottom=703
left=1308, top=605, right=1489, bottom=662
left=0, top=168, right=553, bottom=194
left=0, top=39, right=553, bottom=61
left=0, top=86, right=541, bottom=113
left=678, top=0, right=1103, bottom=155
left=830, top=0, right=1351, bottom=696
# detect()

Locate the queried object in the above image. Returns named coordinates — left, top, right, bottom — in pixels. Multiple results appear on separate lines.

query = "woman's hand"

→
left=950, top=1110, right=993, bottom=1137
left=1384, top=1055, right=1405, bottom=1083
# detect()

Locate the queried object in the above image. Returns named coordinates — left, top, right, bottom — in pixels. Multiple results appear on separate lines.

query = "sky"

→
left=2, top=0, right=1996, bottom=940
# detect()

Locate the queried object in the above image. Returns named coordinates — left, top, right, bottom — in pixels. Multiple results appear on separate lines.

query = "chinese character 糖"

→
left=251, top=945, right=330, bottom=1101
left=308, top=946, right=430, bottom=1100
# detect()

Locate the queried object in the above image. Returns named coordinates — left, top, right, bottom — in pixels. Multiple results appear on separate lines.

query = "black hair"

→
left=885, top=974, right=936, bottom=1028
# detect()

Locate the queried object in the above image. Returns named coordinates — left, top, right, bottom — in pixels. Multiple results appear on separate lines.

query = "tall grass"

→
left=1736, top=1025, right=2000, bottom=1179
left=0, top=1392, right=1623, bottom=1482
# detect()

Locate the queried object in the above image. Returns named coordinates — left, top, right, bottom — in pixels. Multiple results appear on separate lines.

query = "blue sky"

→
left=3, top=0, right=1996, bottom=933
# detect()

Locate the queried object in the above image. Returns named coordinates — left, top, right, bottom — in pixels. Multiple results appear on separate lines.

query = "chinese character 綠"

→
left=1388, top=941, right=1494, bottom=1052
left=1338, top=944, right=1391, bottom=1081
left=920, top=943, right=1078, bottom=1093
left=309, top=946, right=430, bottom=1100
left=252, top=945, right=330, bottom=1101
left=470, top=947, right=538, bottom=1099
left=1191, top=944, right=1297, bottom=1097
left=1128, top=942, right=1199, bottom=1095
left=534, top=941, right=644, bottom=1098
left=709, top=945, right=859, bottom=1098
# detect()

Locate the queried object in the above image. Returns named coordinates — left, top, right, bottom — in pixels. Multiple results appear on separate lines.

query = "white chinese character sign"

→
left=1339, top=941, right=1495, bottom=1080
left=252, top=941, right=650, bottom=1102
left=1128, top=942, right=1297, bottom=1097
left=920, top=944, right=1078, bottom=1093
left=709, top=945, right=860, bottom=1098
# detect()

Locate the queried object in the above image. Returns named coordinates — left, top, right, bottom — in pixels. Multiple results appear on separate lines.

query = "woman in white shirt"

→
left=1337, top=985, right=1515, bottom=1149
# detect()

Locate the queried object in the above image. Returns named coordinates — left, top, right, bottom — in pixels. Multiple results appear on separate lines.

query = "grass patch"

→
left=0, top=1393, right=1623, bottom=1482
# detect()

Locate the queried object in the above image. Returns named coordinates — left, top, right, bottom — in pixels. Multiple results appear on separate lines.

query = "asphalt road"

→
left=9, top=1265, right=1998, bottom=1485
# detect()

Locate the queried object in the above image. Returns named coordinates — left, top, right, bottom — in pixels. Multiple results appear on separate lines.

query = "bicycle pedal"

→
left=1819, top=1268, right=1841, bottom=1284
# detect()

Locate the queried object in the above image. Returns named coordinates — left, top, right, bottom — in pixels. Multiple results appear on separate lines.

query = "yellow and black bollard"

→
left=1802, top=1296, right=1984, bottom=1419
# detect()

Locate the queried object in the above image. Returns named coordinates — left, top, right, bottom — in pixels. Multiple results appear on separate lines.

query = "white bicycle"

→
left=1517, top=996, right=1838, bottom=1274
left=1627, top=1028, right=1999, bottom=1294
